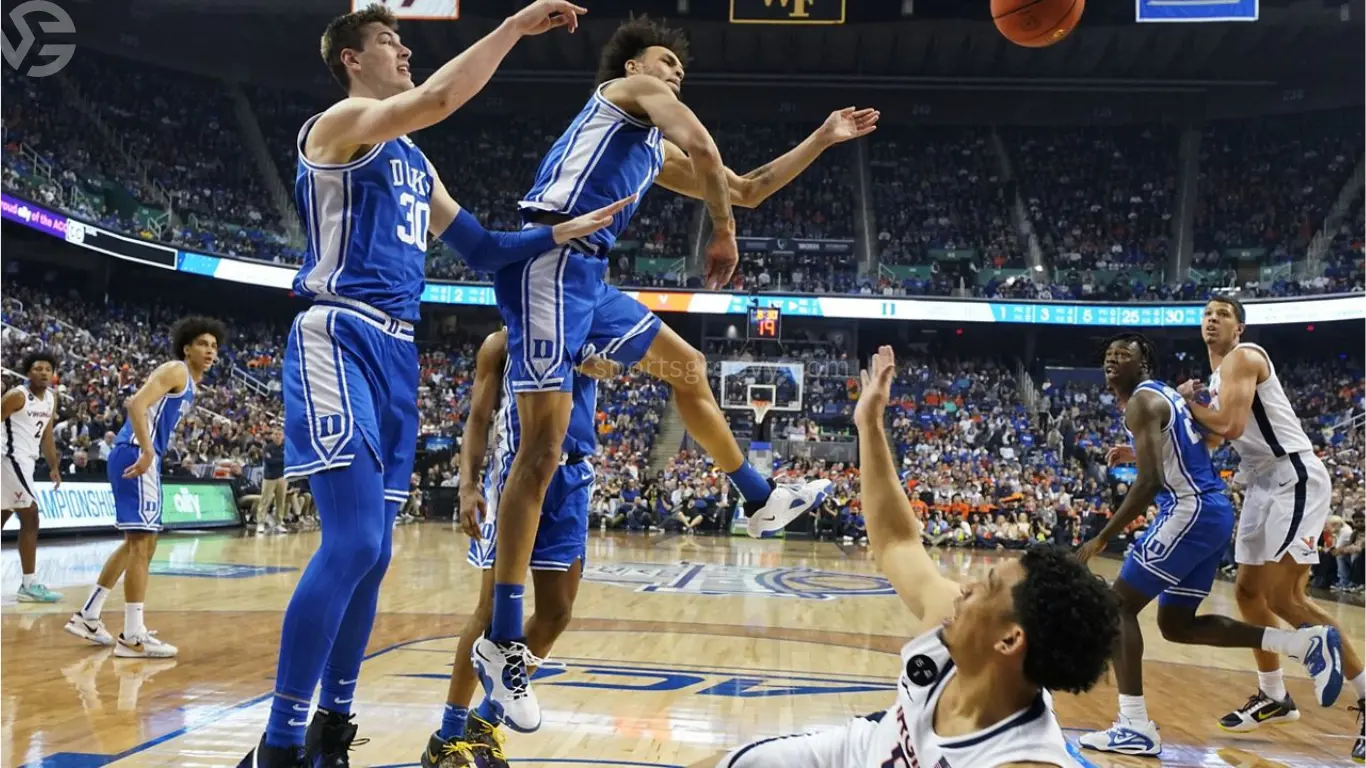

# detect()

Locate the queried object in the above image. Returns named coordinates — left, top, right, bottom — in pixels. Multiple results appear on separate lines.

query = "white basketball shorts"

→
left=1235, top=451, right=1331, bottom=566
left=1, top=456, right=38, bottom=510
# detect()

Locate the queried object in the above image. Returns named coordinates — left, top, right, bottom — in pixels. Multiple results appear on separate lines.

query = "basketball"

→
left=992, top=0, right=1084, bottom=48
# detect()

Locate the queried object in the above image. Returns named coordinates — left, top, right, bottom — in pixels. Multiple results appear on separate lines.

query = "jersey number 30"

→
left=396, top=192, right=430, bottom=251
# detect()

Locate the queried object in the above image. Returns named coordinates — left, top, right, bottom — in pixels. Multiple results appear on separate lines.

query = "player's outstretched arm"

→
left=427, top=164, right=635, bottom=272
left=655, top=107, right=878, bottom=209
left=309, top=0, right=587, bottom=158
left=1186, top=347, right=1262, bottom=440
left=855, top=346, right=960, bottom=625
left=120, top=361, right=190, bottom=480
left=457, top=330, right=507, bottom=540
left=1077, top=390, right=1167, bottom=565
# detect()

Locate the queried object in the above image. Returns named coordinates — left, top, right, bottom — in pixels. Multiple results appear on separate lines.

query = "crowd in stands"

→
left=872, top=127, right=1023, bottom=269
left=6, top=51, right=1359, bottom=302
left=1, top=263, right=1361, bottom=592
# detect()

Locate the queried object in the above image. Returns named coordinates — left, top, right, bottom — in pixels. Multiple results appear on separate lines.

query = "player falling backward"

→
left=1, top=351, right=63, bottom=603
left=1075, top=333, right=1344, bottom=758
left=473, top=16, right=879, bottom=734
left=1184, top=295, right=1364, bottom=762
left=687, top=346, right=1122, bottom=768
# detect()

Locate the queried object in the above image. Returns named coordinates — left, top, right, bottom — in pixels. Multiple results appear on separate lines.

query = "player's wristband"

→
left=439, top=208, right=557, bottom=273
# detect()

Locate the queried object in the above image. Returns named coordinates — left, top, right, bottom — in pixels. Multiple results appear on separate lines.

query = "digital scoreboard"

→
left=748, top=306, right=782, bottom=339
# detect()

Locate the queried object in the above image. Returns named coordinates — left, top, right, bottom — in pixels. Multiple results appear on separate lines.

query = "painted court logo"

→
left=1, top=1, right=75, bottom=77
left=583, top=561, right=895, bottom=600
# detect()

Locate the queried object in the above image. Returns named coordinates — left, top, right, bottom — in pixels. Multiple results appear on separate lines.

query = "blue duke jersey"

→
left=470, top=367, right=598, bottom=571
left=1117, top=380, right=1234, bottom=607
left=293, top=113, right=433, bottom=323
left=109, top=362, right=195, bottom=531
left=113, top=363, right=196, bottom=457
left=1127, top=381, right=1227, bottom=512
left=518, top=79, right=665, bottom=255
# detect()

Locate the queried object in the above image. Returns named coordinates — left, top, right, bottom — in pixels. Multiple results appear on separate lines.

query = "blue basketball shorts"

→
left=109, top=444, right=162, bottom=533
left=282, top=299, right=420, bottom=506
left=1118, top=492, right=1235, bottom=608
left=468, top=457, right=594, bottom=572
left=492, top=245, right=662, bottom=394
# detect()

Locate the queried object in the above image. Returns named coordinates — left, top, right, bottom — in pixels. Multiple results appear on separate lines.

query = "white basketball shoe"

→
left=746, top=478, right=833, bottom=538
left=64, top=613, right=115, bottom=646
left=471, top=635, right=542, bottom=733
left=115, top=630, right=178, bottom=658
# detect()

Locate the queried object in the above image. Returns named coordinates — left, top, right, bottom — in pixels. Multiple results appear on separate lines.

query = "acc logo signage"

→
left=583, top=561, right=895, bottom=600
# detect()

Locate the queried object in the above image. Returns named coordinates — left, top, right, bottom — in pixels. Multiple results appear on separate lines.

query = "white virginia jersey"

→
left=2, top=386, right=54, bottom=463
left=1208, top=343, right=1311, bottom=470
left=865, top=629, right=1071, bottom=768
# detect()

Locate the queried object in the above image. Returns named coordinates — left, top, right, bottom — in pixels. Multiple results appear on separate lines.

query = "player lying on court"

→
left=1185, top=296, right=1364, bottom=761
left=242, top=3, right=638, bottom=766
left=418, top=329, right=610, bottom=768
left=689, top=346, right=1122, bottom=768
left=1076, top=333, right=1345, bottom=758
left=65, top=316, right=225, bottom=659
left=1, top=351, right=63, bottom=603
left=475, top=15, right=880, bottom=732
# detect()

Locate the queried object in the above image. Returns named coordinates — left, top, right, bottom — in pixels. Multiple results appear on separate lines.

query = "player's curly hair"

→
left=1012, top=544, right=1120, bottom=694
left=21, top=350, right=57, bottom=374
left=321, top=3, right=399, bottom=92
left=596, top=15, right=690, bottom=84
left=1102, top=332, right=1159, bottom=379
left=170, top=316, right=228, bottom=361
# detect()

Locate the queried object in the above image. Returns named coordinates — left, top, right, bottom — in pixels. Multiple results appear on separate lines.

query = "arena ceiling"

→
left=93, top=0, right=1364, bottom=85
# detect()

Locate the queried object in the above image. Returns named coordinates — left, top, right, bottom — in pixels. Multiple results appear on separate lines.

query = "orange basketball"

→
left=992, top=0, right=1084, bottom=48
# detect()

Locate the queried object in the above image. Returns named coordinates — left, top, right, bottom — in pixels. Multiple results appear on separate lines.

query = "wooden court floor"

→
left=2, top=525, right=1362, bottom=767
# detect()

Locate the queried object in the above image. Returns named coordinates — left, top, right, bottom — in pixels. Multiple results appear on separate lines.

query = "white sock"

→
left=1258, top=669, right=1287, bottom=702
left=1350, top=672, right=1365, bottom=701
left=124, top=603, right=145, bottom=638
left=21, top=573, right=34, bottom=589
left=1119, top=694, right=1149, bottom=726
left=81, top=585, right=110, bottom=620
left=1261, top=627, right=1310, bottom=660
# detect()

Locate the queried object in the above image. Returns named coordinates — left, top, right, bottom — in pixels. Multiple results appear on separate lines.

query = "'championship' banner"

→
left=1, top=480, right=240, bottom=533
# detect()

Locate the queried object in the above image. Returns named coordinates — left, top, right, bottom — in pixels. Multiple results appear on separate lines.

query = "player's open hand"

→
left=854, top=345, right=896, bottom=424
left=48, top=466, right=61, bottom=489
left=1176, top=378, right=1205, bottom=402
left=1106, top=444, right=1136, bottom=467
left=511, top=0, right=587, bottom=36
left=551, top=195, right=636, bottom=245
left=816, top=107, right=880, bottom=146
left=459, top=486, right=487, bottom=540
left=702, top=229, right=738, bottom=290
left=123, top=450, right=154, bottom=479
left=1076, top=536, right=1107, bottom=567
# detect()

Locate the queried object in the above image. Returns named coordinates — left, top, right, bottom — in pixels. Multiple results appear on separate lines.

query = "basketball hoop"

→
left=746, top=383, right=776, bottom=424
left=750, top=398, right=773, bottom=424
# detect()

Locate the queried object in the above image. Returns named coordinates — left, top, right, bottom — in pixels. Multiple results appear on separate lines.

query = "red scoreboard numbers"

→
left=748, top=307, right=782, bottom=339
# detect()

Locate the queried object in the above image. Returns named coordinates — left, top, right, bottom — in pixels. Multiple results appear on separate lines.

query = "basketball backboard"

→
left=719, top=361, right=804, bottom=423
